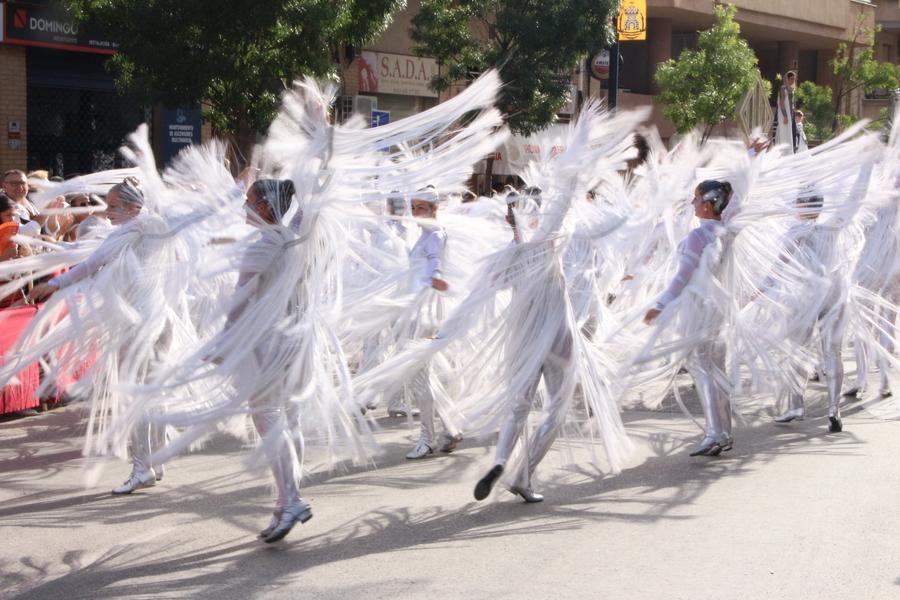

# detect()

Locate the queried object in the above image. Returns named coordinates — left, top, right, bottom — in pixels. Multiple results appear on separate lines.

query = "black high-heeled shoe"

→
left=689, top=437, right=721, bottom=457
left=474, top=464, right=504, bottom=500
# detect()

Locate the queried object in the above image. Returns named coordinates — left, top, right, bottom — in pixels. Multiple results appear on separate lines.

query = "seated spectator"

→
left=0, top=191, right=29, bottom=261
left=60, top=193, right=108, bottom=242
left=0, top=192, right=30, bottom=306
left=2, top=169, right=42, bottom=239
left=41, top=195, right=75, bottom=242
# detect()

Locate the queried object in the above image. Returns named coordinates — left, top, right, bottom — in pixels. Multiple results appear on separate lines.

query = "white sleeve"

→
left=758, top=230, right=802, bottom=295
left=423, top=231, right=446, bottom=280
left=224, top=240, right=271, bottom=328
left=49, top=229, right=126, bottom=289
left=653, top=230, right=708, bottom=310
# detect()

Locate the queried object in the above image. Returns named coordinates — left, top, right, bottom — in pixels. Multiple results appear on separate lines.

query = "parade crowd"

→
left=1, top=71, right=897, bottom=544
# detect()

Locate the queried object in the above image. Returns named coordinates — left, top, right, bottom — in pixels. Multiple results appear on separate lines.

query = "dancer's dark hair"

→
left=696, top=180, right=733, bottom=215
left=250, top=179, right=296, bottom=218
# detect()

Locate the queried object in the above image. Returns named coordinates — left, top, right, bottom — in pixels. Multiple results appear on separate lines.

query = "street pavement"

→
left=1, top=377, right=900, bottom=599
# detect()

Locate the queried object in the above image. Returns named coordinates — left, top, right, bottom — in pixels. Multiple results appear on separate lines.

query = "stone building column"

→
left=778, top=41, right=800, bottom=78
left=648, top=18, right=673, bottom=95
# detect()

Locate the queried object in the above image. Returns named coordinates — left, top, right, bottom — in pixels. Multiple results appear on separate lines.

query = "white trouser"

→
left=495, top=328, right=574, bottom=489
left=788, top=311, right=845, bottom=418
left=854, top=292, right=897, bottom=394
left=411, top=364, right=450, bottom=446
left=250, top=392, right=303, bottom=511
left=129, top=324, right=171, bottom=474
left=686, top=342, right=732, bottom=443
left=361, top=334, right=404, bottom=411
left=129, top=417, right=166, bottom=474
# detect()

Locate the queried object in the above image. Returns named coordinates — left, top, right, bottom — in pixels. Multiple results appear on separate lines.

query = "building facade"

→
left=341, top=0, right=894, bottom=143
left=606, top=0, right=883, bottom=138
left=0, top=0, right=206, bottom=176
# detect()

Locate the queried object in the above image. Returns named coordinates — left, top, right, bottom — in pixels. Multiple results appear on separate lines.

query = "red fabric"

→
left=0, top=305, right=40, bottom=414
left=51, top=343, right=96, bottom=404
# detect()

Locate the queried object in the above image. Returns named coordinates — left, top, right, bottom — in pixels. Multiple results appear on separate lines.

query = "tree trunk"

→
left=701, top=123, right=715, bottom=145
left=227, top=119, right=258, bottom=173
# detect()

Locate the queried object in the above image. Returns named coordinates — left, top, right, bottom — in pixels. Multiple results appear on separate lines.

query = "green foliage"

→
left=794, top=81, right=833, bottom=141
left=796, top=16, right=900, bottom=140
left=831, top=21, right=900, bottom=101
left=411, top=0, right=619, bottom=135
left=654, top=4, right=762, bottom=141
left=65, top=0, right=405, bottom=159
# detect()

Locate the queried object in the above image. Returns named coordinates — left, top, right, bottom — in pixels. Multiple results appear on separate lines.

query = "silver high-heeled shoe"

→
left=259, top=510, right=283, bottom=538
left=773, top=408, right=805, bottom=423
left=509, top=486, right=544, bottom=503
left=264, top=501, right=312, bottom=543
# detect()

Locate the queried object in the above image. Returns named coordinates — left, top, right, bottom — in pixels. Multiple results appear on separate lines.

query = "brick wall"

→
left=0, top=45, right=27, bottom=171
left=342, top=57, right=360, bottom=96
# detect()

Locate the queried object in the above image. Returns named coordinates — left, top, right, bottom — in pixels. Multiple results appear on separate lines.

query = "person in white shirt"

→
left=794, top=110, right=809, bottom=153
left=405, top=190, right=457, bottom=459
left=2, top=170, right=41, bottom=239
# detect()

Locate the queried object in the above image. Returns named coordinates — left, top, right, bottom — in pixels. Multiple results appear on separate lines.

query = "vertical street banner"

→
left=160, top=107, right=202, bottom=164
left=617, top=0, right=647, bottom=41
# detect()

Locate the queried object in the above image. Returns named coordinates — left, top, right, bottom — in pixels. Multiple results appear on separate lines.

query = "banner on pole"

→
left=617, top=0, right=647, bottom=42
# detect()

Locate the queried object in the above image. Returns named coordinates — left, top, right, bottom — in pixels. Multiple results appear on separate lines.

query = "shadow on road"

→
left=0, top=396, right=877, bottom=599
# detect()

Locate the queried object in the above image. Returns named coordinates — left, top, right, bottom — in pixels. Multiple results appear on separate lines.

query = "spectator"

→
left=2, top=169, right=42, bottom=238
left=61, top=193, right=108, bottom=242
left=0, top=190, right=30, bottom=259
left=775, top=70, right=798, bottom=153
left=0, top=191, right=31, bottom=306
left=795, top=110, right=809, bottom=153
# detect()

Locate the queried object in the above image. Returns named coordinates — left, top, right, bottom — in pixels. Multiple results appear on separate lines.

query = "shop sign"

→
left=160, top=107, right=202, bottom=164
left=3, top=1, right=117, bottom=54
left=358, top=50, right=439, bottom=97
left=590, top=50, right=610, bottom=80
left=617, top=0, right=647, bottom=42
left=371, top=110, right=390, bottom=127
left=491, top=125, right=568, bottom=176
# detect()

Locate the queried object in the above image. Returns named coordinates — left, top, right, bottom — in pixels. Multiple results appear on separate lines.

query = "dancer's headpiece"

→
left=111, top=176, right=145, bottom=208
left=412, top=185, right=439, bottom=205
left=696, top=179, right=732, bottom=214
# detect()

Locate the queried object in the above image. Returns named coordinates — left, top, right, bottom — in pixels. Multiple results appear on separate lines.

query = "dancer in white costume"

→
left=405, top=189, right=460, bottom=459
left=845, top=124, right=900, bottom=400
left=356, top=105, right=639, bottom=502
left=31, top=178, right=170, bottom=492
left=768, top=194, right=853, bottom=432
left=620, top=124, right=881, bottom=455
left=356, top=194, right=421, bottom=418
left=0, top=128, right=239, bottom=494
left=472, top=190, right=577, bottom=502
left=239, top=179, right=313, bottom=541
left=643, top=180, right=734, bottom=456
left=117, top=72, right=507, bottom=540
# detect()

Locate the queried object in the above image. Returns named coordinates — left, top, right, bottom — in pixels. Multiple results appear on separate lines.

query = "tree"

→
left=654, top=4, right=764, bottom=142
left=794, top=81, right=834, bottom=142
left=66, top=0, right=406, bottom=164
left=410, top=0, right=619, bottom=136
left=795, top=16, right=900, bottom=141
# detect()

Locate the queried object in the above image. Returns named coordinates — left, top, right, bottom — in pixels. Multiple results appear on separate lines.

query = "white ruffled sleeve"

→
left=423, top=229, right=446, bottom=280
left=653, top=227, right=710, bottom=310
left=49, top=226, right=130, bottom=289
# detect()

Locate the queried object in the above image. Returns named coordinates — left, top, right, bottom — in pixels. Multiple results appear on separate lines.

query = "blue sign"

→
left=371, top=110, right=390, bottom=128
left=160, top=107, right=202, bottom=164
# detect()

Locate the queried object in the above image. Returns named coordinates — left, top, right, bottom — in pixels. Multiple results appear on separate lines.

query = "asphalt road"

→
left=2, top=381, right=899, bottom=599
